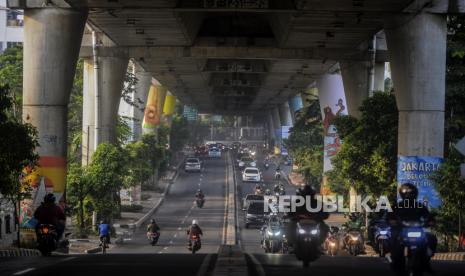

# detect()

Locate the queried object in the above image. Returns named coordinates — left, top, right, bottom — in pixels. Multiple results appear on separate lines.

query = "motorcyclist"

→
left=261, top=215, right=284, bottom=249
left=387, top=183, right=437, bottom=272
left=147, top=219, right=160, bottom=235
left=265, top=188, right=272, bottom=196
left=286, top=185, right=329, bottom=247
left=187, top=219, right=203, bottom=249
left=255, top=184, right=263, bottom=195
left=274, top=166, right=282, bottom=179
left=367, top=210, right=388, bottom=245
left=274, top=183, right=284, bottom=195
left=33, top=193, right=66, bottom=241
left=342, top=212, right=365, bottom=250
left=98, top=220, right=111, bottom=246
left=195, top=189, right=205, bottom=200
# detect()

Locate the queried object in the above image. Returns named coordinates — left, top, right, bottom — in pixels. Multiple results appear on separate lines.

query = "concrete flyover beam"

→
left=22, top=8, right=88, bottom=195
left=385, top=13, right=447, bottom=157
left=79, top=46, right=390, bottom=62
left=340, top=61, right=369, bottom=118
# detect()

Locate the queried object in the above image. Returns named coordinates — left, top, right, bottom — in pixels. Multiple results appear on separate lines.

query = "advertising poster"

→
left=316, top=74, right=348, bottom=172
left=397, top=156, right=443, bottom=208
left=143, top=85, right=167, bottom=130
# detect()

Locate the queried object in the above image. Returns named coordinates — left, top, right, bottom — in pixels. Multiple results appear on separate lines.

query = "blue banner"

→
left=397, top=156, right=443, bottom=208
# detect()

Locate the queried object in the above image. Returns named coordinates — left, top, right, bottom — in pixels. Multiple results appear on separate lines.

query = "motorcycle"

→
left=255, top=187, right=264, bottom=195
left=264, top=163, right=270, bottom=170
left=374, top=224, right=391, bottom=257
left=274, top=184, right=285, bottom=196
left=147, top=231, right=160, bottom=246
left=294, top=219, right=322, bottom=267
left=189, top=235, right=201, bottom=254
left=325, top=227, right=339, bottom=256
left=262, top=227, right=288, bottom=254
left=274, top=171, right=282, bottom=180
left=196, top=197, right=205, bottom=208
left=36, top=224, right=58, bottom=256
left=396, top=220, right=431, bottom=276
left=344, top=229, right=364, bottom=256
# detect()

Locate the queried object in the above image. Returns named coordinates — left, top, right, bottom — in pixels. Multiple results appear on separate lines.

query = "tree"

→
left=0, top=88, right=38, bottom=245
left=0, top=46, right=23, bottom=119
left=67, top=163, right=92, bottom=236
left=284, top=99, right=324, bottom=189
left=327, top=92, right=398, bottom=200
left=86, top=143, right=128, bottom=221
left=124, top=140, right=152, bottom=188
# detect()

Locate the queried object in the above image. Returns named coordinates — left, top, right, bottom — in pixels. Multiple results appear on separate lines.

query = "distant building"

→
left=0, top=2, right=23, bottom=52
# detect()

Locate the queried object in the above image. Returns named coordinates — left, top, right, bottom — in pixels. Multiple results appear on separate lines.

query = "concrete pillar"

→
left=82, top=59, right=96, bottom=165
left=385, top=13, right=446, bottom=158
left=374, top=62, right=385, bottom=92
left=133, top=64, right=152, bottom=140
left=288, top=94, right=303, bottom=123
left=272, top=107, right=282, bottom=149
left=340, top=61, right=369, bottom=118
left=279, top=101, right=293, bottom=127
left=22, top=8, right=87, bottom=200
left=267, top=111, right=275, bottom=147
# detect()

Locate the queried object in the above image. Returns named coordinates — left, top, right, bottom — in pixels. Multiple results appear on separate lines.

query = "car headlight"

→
left=274, top=231, right=281, bottom=236
left=251, top=152, right=256, bottom=156
left=310, top=229, right=319, bottom=235
left=267, top=230, right=273, bottom=235
left=298, top=229, right=306, bottom=234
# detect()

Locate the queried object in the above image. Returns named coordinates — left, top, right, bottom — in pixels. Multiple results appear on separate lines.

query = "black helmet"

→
left=399, top=183, right=418, bottom=201
left=295, top=188, right=302, bottom=196
left=150, top=219, right=156, bottom=224
left=300, top=185, right=315, bottom=197
left=44, top=193, right=56, bottom=204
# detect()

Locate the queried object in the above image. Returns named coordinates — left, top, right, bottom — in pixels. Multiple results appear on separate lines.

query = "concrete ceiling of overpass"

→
left=68, top=0, right=411, bottom=114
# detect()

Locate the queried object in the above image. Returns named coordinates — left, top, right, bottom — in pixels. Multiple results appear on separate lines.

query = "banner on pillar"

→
left=143, top=85, right=167, bottom=129
left=397, top=156, right=443, bottom=208
left=163, top=95, right=176, bottom=116
left=317, top=74, right=348, bottom=172
left=19, top=156, right=67, bottom=228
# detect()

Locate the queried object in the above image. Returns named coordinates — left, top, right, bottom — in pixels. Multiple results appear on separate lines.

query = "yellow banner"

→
left=143, top=85, right=167, bottom=129
left=163, top=95, right=176, bottom=115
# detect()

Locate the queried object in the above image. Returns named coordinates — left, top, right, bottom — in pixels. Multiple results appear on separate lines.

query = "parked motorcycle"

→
left=36, top=224, right=58, bottom=256
left=294, top=219, right=322, bottom=267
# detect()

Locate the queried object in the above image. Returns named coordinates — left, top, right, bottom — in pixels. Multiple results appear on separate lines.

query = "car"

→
left=208, top=147, right=222, bottom=158
left=185, top=157, right=202, bottom=172
left=238, top=156, right=256, bottom=169
left=242, top=167, right=262, bottom=182
left=242, top=194, right=264, bottom=210
left=244, top=201, right=269, bottom=229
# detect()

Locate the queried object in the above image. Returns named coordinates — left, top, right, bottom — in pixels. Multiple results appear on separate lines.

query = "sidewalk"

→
left=69, top=165, right=181, bottom=254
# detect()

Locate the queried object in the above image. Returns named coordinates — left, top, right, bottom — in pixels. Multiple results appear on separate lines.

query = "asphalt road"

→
left=2, top=146, right=465, bottom=276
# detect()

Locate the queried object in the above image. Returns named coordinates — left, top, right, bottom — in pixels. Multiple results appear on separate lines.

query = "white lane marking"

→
left=158, top=251, right=163, bottom=254
left=61, top=257, right=77, bottom=262
left=178, top=227, right=182, bottom=231
left=169, top=240, right=173, bottom=244
left=163, top=247, right=169, bottom=250
left=13, top=268, right=36, bottom=275
left=174, top=234, right=177, bottom=238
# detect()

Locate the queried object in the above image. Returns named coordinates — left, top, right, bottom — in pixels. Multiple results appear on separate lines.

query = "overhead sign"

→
left=397, top=156, right=443, bottom=208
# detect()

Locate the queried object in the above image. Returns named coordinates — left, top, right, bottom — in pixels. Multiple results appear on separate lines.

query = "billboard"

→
left=397, top=156, right=443, bottom=208
left=143, top=85, right=167, bottom=131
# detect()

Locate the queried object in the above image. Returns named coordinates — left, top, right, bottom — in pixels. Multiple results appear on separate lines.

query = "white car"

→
left=185, top=158, right=202, bottom=172
left=208, top=147, right=222, bottom=158
left=238, top=156, right=257, bottom=168
left=242, top=167, right=262, bottom=182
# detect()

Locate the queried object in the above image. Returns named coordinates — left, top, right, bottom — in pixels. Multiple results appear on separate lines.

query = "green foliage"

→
left=86, top=143, right=128, bottom=221
left=284, top=99, right=324, bottom=189
left=0, top=89, right=38, bottom=201
left=66, top=163, right=92, bottom=234
left=327, top=92, right=398, bottom=199
left=124, top=140, right=152, bottom=188
left=0, top=46, right=23, bottom=118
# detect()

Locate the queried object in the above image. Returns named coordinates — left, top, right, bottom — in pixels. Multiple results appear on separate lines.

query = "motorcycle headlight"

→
left=274, top=231, right=281, bottom=236
left=379, top=230, right=388, bottom=235
left=298, top=228, right=306, bottom=234
left=329, top=242, right=336, bottom=247
left=267, top=230, right=273, bottom=235
left=310, top=229, right=319, bottom=235
left=350, top=235, right=359, bottom=241
left=251, top=162, right=256, bottom=167
left=407, top=231, right=422, bottom=238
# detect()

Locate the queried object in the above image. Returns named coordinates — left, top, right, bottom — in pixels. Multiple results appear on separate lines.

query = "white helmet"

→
left=192, top=219, right=198, bottom=225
